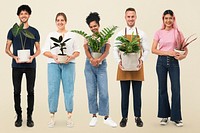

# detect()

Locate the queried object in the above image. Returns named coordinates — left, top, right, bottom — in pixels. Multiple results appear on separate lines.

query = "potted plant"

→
left=115, top=33, right=141, bottom=71
left=71, top=26, right=118, bottom=59
left=50, top=35, right=71, bottom=63
left=12, top=23, right=35, bottom=62
left=174, top=34, right=197, bottom=55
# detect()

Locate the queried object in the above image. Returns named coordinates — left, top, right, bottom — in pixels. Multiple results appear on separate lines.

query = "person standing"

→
left=42, top=12, right=80, bottom=128
left=5, top=5, right=40, bottom=127
left=113, top=7, right=149, bottom=127
left=152, top=9, right=187, bottom=127
left=84, top=12, right=117, bottom=128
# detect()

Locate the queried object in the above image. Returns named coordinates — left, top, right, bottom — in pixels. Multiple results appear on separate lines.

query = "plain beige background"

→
left=0, top=0, right=199, bottom=133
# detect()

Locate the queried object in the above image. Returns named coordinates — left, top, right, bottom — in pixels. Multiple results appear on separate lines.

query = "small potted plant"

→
left=50, top=35, right=71, bottom=63
left=115, top=32, right=141, bottom=71
left=174, top=34, right=197, bottom=55
left=71, top=26, right=118, bottom=59
left=12, top=23, right=35, bottom=62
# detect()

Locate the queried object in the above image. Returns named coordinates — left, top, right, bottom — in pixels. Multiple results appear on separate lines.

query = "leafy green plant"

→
left=179, top=34, right=197, bottom=50
left=115, top=33, right=141, bottom=55
left=50, top=36, right=71, bottom=55
left=71, top=26, right=118, bottom=53
left=12, top=23, right=35, bottom=49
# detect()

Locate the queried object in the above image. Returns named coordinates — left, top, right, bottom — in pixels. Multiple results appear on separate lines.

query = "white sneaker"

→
left=160, top=118, right=168, bottom=125
left=67, top=117, right=74, bottom=128
left=104, top=118, right=117, bottom=128
left=48, top=114, right=55, bottom=128
left=89, top=117, right=97, bottom=127
left=174, top=121, right=183, bottom=127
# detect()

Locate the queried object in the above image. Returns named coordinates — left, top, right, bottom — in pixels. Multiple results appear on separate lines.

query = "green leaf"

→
left=11, top=23, right=23, bottom=37
left=22, top=30, right=35, bottom=39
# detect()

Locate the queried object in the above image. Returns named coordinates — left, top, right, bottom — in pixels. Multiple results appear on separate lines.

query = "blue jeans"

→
left=48, top=63, right=75, bottom=113
left=84, top=59, right=109, bottom=116
left=156, top=56, right=182, bottom=121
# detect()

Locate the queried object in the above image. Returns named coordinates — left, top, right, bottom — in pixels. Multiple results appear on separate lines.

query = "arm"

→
left=97, top=43, right=110, bottom=64
left=5, top=40, right=20, bottom=63
left=151, top=39, right=177, bottom=56
left=65, top=51, right=80, bottom=63
left=27, top=42, right=41, bottom=63
left=83, top=43, right=98, bottom=66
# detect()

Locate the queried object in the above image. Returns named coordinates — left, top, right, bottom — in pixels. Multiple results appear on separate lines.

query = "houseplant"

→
left=12, top=23, right=35, bottom=62
left=115, top=33, right=141, bottom=71
left=71, top=26, right=118, bottom=59
left=174, top=34, right=197, bottom=55
left=50, top=35, right=71, bottom=63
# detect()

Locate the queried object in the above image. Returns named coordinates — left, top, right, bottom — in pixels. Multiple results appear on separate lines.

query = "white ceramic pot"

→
left=17, top=49, right=30, bottom=62
left=120, top=51, right=140, bottom=71
left=91, top=52, right=102, bottom=64
left=57, top=55, right=68, bottom=63
left=174, top=49, right=185, bottom=55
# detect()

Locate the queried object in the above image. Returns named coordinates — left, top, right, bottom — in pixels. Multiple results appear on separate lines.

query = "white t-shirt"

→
left=42, top=31, right=80, bottom=63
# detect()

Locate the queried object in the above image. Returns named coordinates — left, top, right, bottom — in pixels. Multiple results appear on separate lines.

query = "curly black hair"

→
left=17, top=5, right=32, bottom=15
left=86, top=12, right=100, bottom=26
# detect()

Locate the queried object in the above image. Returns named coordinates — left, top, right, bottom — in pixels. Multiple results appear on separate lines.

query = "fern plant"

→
left=115, top=33, right=141, bottom=55
left=50, top=36, right=71, bottom=55
left=12, top=23, right=35, bottom=49
left=71, top=26, right=118, bottom=53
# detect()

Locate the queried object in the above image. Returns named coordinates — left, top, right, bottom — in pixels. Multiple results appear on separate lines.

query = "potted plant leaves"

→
left=12, top=23, right=35, bottom=62
left=174, top=34, right=197, bottom=55
left=50, top=35, right=71, bottom=63
left=115, top=32, right=141, bottom=71
left=71, top=26, right=118, bottom=60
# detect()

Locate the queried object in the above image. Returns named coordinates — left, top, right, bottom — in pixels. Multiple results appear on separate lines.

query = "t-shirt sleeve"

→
left=34, top=29, right=40, bottom=43
left=154, top=30, right=160, bottom=42
left=7, top=29, right=13, bottom=41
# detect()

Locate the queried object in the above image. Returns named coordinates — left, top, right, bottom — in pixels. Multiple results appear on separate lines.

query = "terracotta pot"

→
left=120, top=51, right=140, bottom=71
left=17, top=49, right=30, bottom=62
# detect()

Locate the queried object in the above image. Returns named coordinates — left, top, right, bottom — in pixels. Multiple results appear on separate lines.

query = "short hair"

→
left=86, top=12, right=100, bottom=26
left=125, top=7, right=136, bottom=14
left=17, top=5, right=32, bottom=15
left=55, top=12, right=67, bottom=22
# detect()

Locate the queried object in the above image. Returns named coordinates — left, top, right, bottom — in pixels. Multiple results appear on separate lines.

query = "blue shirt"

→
left=7, top=26, right=40, bottom=68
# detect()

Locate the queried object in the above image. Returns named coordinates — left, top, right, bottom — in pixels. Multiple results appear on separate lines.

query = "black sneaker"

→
left=120, top=118, right=128, bottom=127
left=160, top=118, right=168, bottom=125
left=15, top=115, right=22, bottom=127
left=27, top=115, right=34, bottom=127
left=174, top=120, right=183, bottom=127
left=135, top=117, right=143, bottom=127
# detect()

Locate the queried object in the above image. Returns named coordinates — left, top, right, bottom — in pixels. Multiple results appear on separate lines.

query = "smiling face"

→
left=18, top=10, right=30, bottom=23
left=125, top=10, right=137, bottom=27
left=89, top=20, right=99, bottom=33
left=163, top=14, right=175, bottom=29
left=56, top=15, right=67, bottom=31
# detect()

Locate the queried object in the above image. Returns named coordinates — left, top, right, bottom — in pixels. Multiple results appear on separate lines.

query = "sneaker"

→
left=27, top=115, right=34, bottom=127
left=67, top=117, right=73, bottom=128
left=104, top=118, right=117, bottom=128
left=160, top=118, right=168, bottom=125
left=89, top=117, right=97, bottom=127
left=174, top=120, right=183, bottom=127
left=120, top=118, right=127, bottom=127
left=48, top=114, right=55, bottom=128
left=135, top=117, right=143, bottom=127
left=15, top=115, right=22, bottom=127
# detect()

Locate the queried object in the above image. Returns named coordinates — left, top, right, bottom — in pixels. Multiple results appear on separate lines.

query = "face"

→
left=56, top=15, right=67, bottom=30
left=125, top=11, right=137, bottom=27
left=18, top=10, right=30, bottom=23
left=89, top=21, right=99, bottom=33
left=163, top=14, right=174, bottom=29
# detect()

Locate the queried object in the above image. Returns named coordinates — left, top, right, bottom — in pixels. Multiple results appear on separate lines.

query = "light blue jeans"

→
left=84, top=59, right=109, bottom=116
left=48, top=63, right=75, bottom=113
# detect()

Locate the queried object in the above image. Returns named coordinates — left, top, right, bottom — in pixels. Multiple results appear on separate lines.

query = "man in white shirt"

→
left=113, top=7, right=149, bottom=127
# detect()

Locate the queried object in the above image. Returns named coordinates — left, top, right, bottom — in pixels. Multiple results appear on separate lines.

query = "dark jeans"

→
left=156, top=56, right=182, bottom=121
left=120, top=80, right=142, bottom=118
left=12, top=68, right=36, bottom=116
